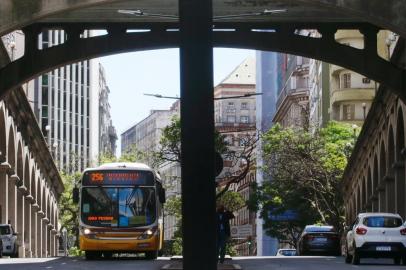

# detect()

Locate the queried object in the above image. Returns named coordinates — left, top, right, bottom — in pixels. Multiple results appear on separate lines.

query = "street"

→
left=0, top=256, right=404, bottom=270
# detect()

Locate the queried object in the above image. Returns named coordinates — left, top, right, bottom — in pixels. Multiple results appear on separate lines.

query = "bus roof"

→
left=84, top=162, right=153, bottom=172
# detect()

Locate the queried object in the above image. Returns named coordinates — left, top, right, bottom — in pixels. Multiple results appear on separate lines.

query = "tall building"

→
left=120, top=109, right=176, bottom=157
left=255, top=51, right=280, bottom=256
left=16, top=29, right=115, bottom=172
left=98, top=63, right=117, bottom=156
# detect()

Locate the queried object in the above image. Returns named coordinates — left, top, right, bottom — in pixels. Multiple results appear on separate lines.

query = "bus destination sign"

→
left=82, top=170, right=154, bottom=186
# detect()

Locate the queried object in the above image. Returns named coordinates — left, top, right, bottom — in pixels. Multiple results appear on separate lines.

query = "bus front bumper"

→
left=80, top=235, right=160, bottom=252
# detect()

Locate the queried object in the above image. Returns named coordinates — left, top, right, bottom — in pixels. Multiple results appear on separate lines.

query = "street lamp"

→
left=352, top=124, right=358, bottom=139
left=361, top=103, right=366, bottom=120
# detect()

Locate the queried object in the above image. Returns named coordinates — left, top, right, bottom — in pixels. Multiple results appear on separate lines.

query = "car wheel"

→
left=103, top=252, right=113, bottom=259
left=394, top=257, right=401, bottom=265
left=10, top=244, right=18, bottom=258
left=344, top=246, right=352, bottom=264
left=351, top=250, right=360, bottom=265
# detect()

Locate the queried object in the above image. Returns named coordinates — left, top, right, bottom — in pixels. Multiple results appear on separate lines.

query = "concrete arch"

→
left=1, top=0, right=406, bottom=38
left=1, top=28, right=405, bottom=102
left=23, top=153, right=30, bottom=256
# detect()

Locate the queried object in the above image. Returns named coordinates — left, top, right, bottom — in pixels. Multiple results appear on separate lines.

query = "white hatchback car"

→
left=0, top=224, right=18, bottom=257
left=345, top=213, right=406, bottom=265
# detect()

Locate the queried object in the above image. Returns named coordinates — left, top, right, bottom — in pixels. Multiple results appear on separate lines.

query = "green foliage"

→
left=249, top=121, right=357, bottom=246
left=98, top=145, right=151, bottom=165
left=165, top=196, right=182, bottom=219
left=68, top=246, right=84, bottom=257
left=155, top=116, right=227, bottom=165
left=59, top=172, right=81, bottom=247
left=217, top=191, right=245, bottom=212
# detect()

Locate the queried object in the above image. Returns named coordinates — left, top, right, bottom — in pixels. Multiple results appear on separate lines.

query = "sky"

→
left=99, top=48, right=255, bottom=156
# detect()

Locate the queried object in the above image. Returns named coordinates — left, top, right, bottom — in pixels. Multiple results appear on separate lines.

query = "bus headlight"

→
left=137, top=228, right=157, bottom=240
left=84, top=228, right=92, bottom=235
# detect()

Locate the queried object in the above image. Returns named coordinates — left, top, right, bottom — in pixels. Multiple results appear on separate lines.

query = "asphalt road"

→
left=0, top=256, right=404, bottom=270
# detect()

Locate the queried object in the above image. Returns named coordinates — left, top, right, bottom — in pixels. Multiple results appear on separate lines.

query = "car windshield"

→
left=0, top=226, right=10, bottom=235
left=280, top=250, right=296, bottom=256
left=363, top=216, right=403, bottom=228
left=81, top=187, right=156, bottom=227
left=305, top=226, right=335, bottom=232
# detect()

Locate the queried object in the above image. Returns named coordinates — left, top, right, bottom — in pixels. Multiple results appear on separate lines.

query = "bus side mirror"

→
left=159, top=188, right=166, bottom=204
left=72, top=187, right=79, bottom=204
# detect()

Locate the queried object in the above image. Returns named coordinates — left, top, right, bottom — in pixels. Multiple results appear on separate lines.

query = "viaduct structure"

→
left=343, top=41, right=406, bottom=223
left=0, top=0, right=406, bottom=268
left=0, top=44, right=63, bottom=258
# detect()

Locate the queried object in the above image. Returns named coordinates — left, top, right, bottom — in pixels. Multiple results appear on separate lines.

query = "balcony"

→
left=331, top=88, right=375, bottom=105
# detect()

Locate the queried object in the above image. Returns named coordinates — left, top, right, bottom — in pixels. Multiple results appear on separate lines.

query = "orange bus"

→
left=74, top=163, right=165, bottom=260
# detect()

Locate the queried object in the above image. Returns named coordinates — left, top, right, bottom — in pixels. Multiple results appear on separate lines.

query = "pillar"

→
left=179, top=0, right=216, bottom=269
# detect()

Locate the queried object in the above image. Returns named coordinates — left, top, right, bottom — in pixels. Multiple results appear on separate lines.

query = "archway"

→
left=7, top=124, right=16, bottom=228
left=372, top=155, right=379, bottom=211
left=367, top=168, right=373, bottom=211
left=0, top=105, right=7, bottom=223
left=388, top=126, right=396, bottom=212
left=396, top=108, right=406, bottom=218
left=16, top=140, right=24, bottom=257
left=23, top=155, right=30, bottom=257
left=379, top=141, right=387, bottom=211
left=30, top=166, right=36, bottom=257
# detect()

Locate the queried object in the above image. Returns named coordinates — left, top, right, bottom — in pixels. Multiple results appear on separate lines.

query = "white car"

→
left=0, top=224, right=18, bottom=257
left=344, top=213, right=406, bottom=265
left=276, top=248, right=297, bottom=256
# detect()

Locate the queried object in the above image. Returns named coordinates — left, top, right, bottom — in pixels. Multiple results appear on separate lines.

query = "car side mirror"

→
left=12, top=232, right=17, bottom=236
left=72, top=187, right=79, bottom=204
left=159, top=188, right=166, bottom=204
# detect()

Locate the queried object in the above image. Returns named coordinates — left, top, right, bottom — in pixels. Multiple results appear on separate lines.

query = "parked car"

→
left=297, top=225, right=341, bottom=256
left=276, top=248, right=297, bottom=256
left=0, top=224, right=18, bottom=257
left=344, top=213, right=406, bottom=265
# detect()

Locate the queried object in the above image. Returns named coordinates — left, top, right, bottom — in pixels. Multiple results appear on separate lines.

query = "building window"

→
left=227, top=115, right=236, bottom=123
left=362, top=78, right=371, bottom=84
left=240, top=116, right=249, bottom=123
left=341, top=73, right=351, bottom=89
left=241, top=102, right=248, bottom=109
left=342, top=104, right=355, bottom=120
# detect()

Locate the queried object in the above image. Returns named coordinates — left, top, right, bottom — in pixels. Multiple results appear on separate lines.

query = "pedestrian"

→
left=216, top=204, right=235, bottom=264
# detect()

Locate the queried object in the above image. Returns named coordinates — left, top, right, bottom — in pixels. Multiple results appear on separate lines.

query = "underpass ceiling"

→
left=37, top=0, right=363, bottom=25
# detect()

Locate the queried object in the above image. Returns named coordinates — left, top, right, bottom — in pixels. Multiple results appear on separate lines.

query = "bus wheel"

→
left=85, top=251, right=101, bottom=260
left=103, top=252, right=113, bottom=259
left=145, top=251, right=158, bottom=260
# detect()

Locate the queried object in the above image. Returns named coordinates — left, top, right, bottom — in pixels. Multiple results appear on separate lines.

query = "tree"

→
left=248, top=121, right=358, bottom=246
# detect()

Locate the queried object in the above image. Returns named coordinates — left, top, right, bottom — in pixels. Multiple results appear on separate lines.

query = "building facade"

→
left=214, top=57, right=258, bottom=256
left=273, top=55, right=310, bottom=128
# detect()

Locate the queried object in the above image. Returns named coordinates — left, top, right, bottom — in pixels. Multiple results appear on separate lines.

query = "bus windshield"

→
left=81, top=187, right=156, bottom=227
